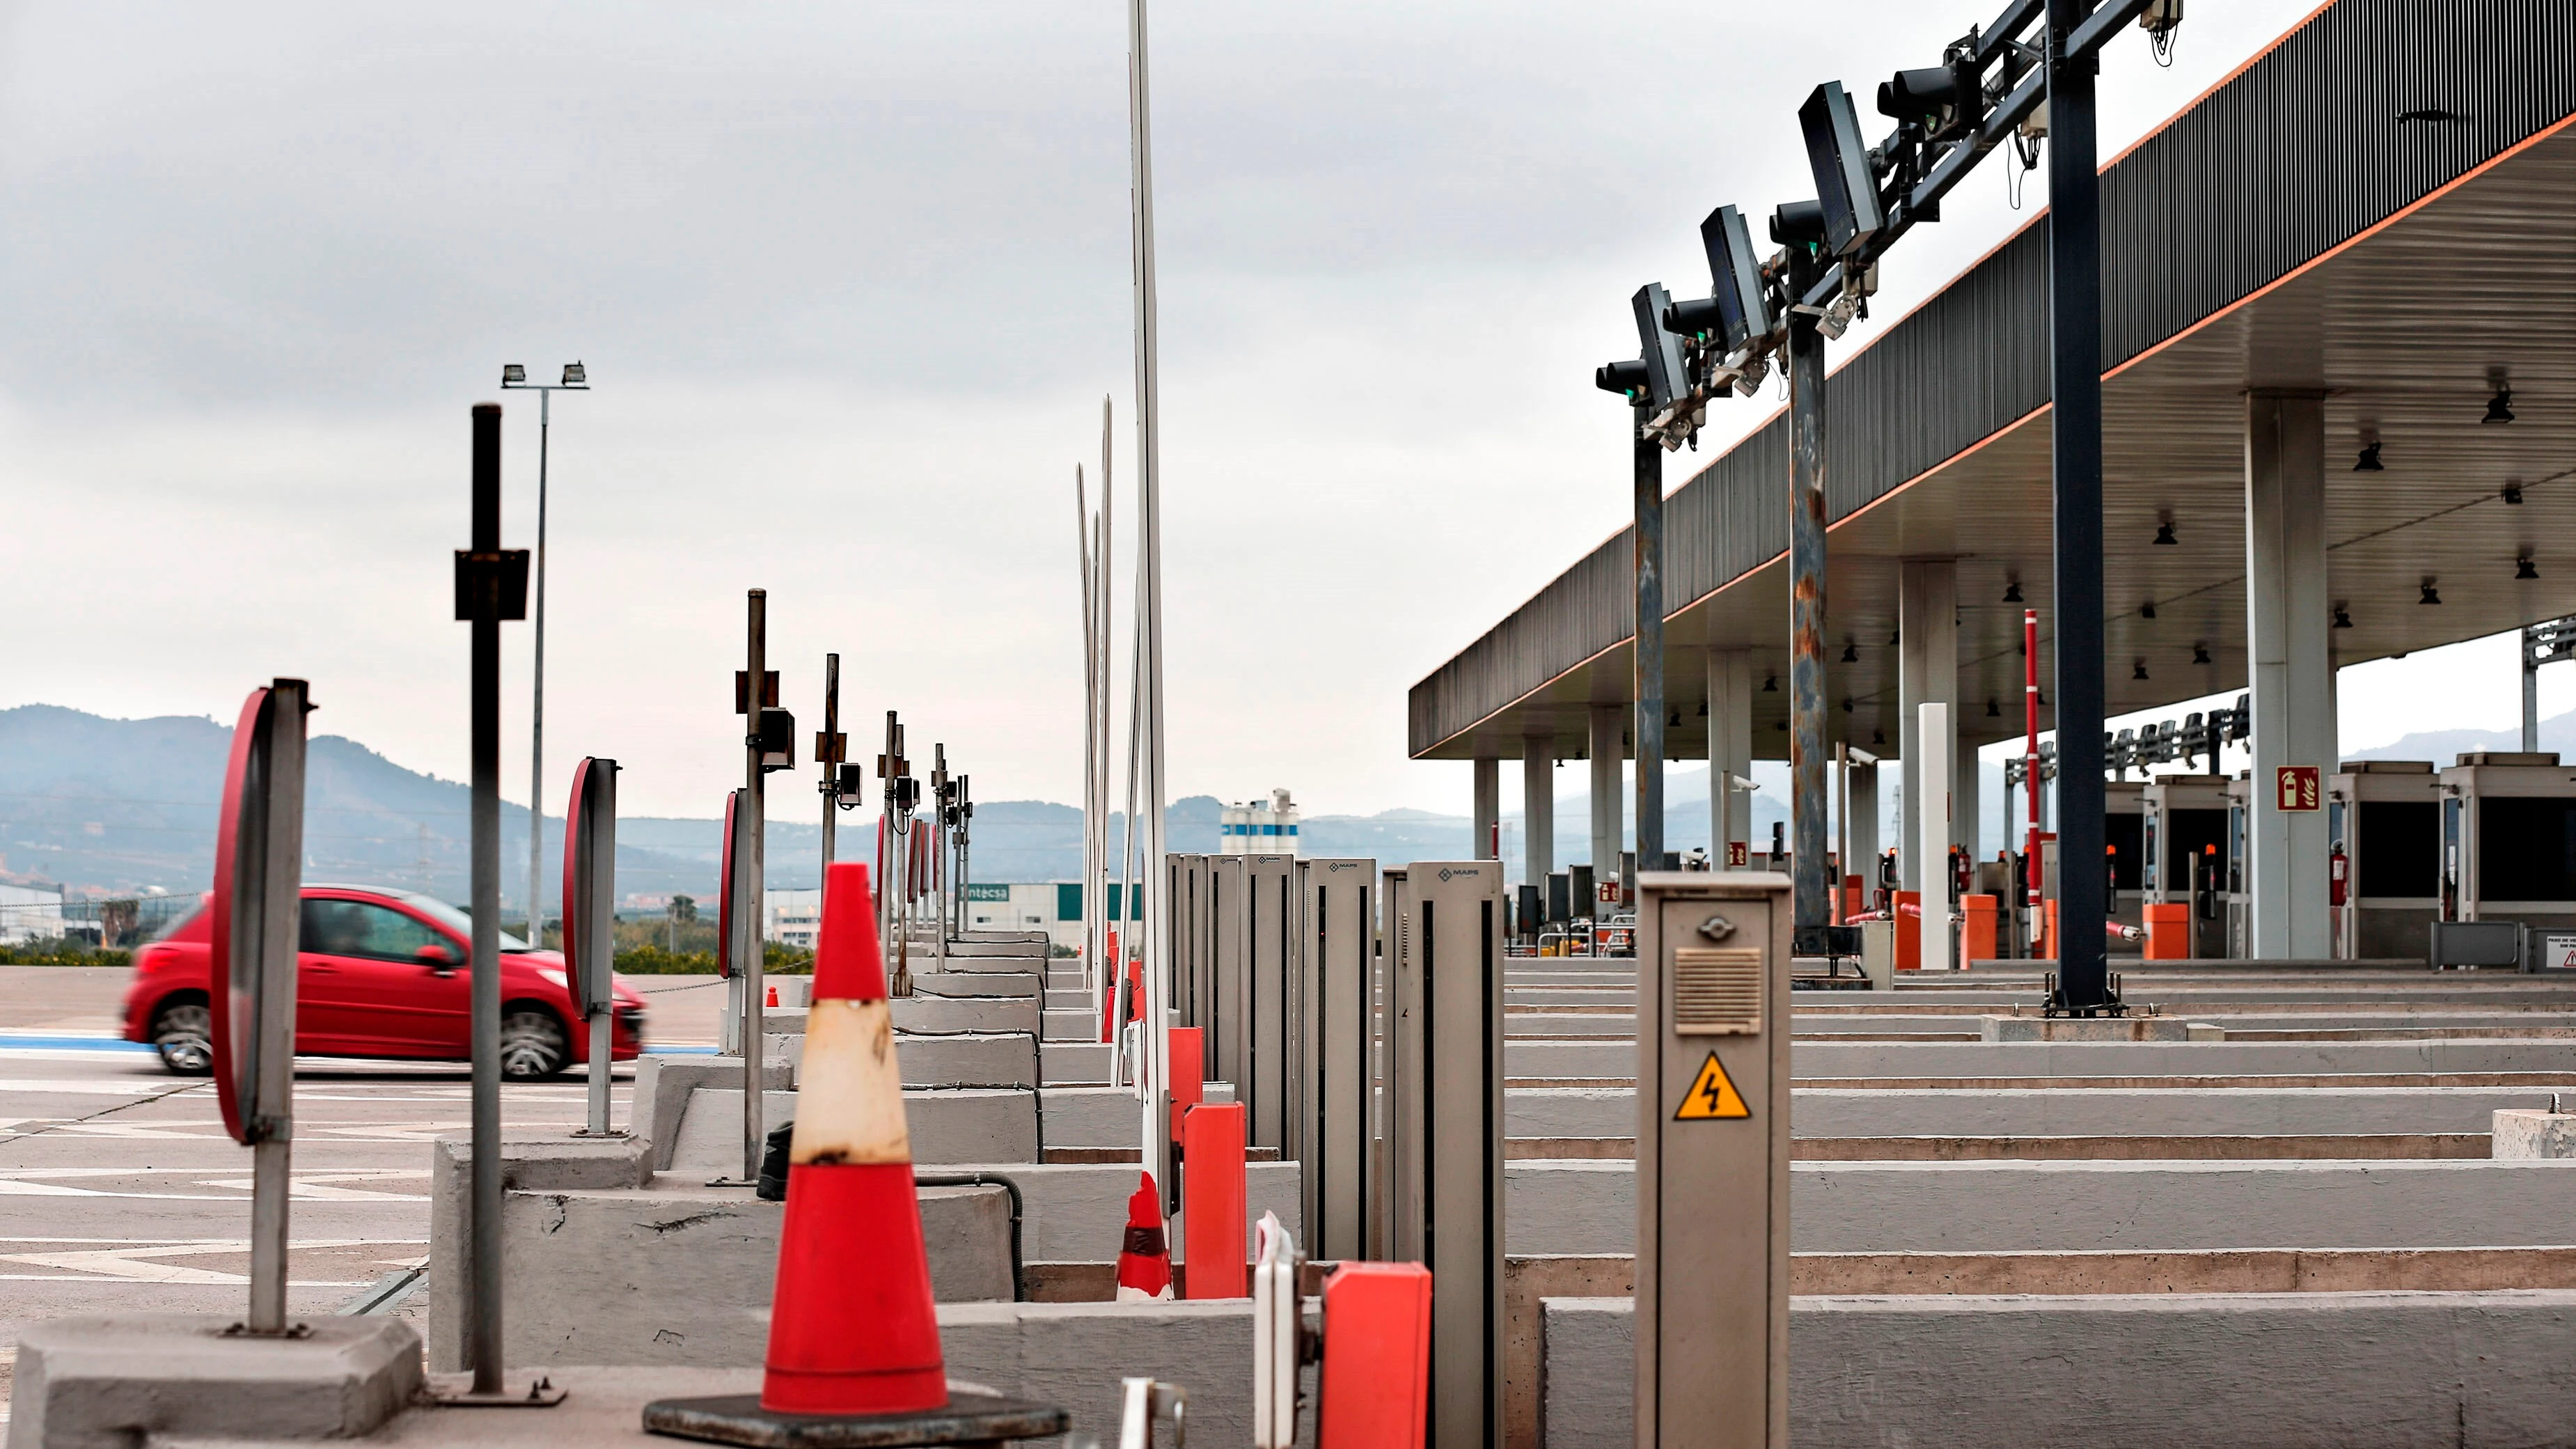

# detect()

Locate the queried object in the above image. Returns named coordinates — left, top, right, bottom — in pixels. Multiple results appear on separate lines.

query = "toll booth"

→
left=2143, top=774, right=2237, bottom=957
left=1294, top=859, right=1374, bottom=1260
left=2327, top=761, right=2441, bottom=960
left=1239, top=854, right=1295, bottom=1151
left=1634, top=872, right=1791, bottom=1449
left=1383, top=861, right=1504, bottom=1449
left=2105, top=781, right=2144, bottom=928
left=2438, top=751, right=2576, bottom=966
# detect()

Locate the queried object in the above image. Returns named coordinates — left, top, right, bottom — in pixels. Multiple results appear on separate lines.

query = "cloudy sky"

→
left=3, top=0, right=2556, bottom=822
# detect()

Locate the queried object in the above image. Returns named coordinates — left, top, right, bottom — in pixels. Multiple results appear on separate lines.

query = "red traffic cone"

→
left=1115, top=1170, right=1173, bottom=1301
left=766, top=982, right=779, bottom=1008
left=761, top=861, right=946, bottom=1415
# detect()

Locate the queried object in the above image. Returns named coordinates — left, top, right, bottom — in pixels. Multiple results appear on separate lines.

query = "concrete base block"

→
left=1503, top=1158, right=2576, bottom=1257
left=1980, top=1015, right=2201, bottom=1042
left=893, top=995, right=1040, bottom=1036
left=1797, top=1086, right=2575, bottom=1138
left=939, top=1300, right=1311, bottom=1449
left=10, top=1314, right=423, bottom=1448
left=1505, top=1083, right=2574, bottom=1142
left=1042, top=1085, right=1148, bottom=1149
left=668, top=1087, right=1038, bottom=1171
left=1541, top=1291, right=2576, bottom=1449
left=426, top=1133, right=655, bottom=1372
left=427, top=1182, right=1013, bottom=1371
left=638, top=1058, right=792, bottom=1169
left=916, top=972, right=1041, bottom=998
left=902, top=1033, right=1039, bottom=1090
left=1516, top=1035, right=2576, bottom=1083
left=943, top=938, right=1050, bottom=959
left=2492, top=1108, right=2576, bottom=1157
left=1041, top=1008, right=1093, bottom=1041
left=1042, top=1041, right=1111, bottom=1085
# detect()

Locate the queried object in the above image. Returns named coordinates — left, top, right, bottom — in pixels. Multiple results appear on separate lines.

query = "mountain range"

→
left=7, top=703, right=2543, bottom=909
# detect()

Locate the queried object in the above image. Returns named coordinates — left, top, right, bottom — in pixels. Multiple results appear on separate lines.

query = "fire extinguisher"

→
left=2330, top=845, right=2349, bottom=908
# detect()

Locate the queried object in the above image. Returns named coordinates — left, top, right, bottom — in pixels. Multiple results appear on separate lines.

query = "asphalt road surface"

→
left=0, top=966, right=730, bottom=1426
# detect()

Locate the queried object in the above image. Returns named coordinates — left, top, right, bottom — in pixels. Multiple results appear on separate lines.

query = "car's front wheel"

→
left=150, top=998, right=213, bottom=1076
left=498, top=1005, right=570, bottom=1081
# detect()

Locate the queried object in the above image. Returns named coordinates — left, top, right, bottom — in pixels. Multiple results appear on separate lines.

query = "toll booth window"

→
left=2357, top=801, right=2440, bottom=898
left=2476, top=797, right=2576, bottom=901
left=2166, top=809, right=2226, bottom=886
left=301, top=900, right=446, bottom=961
left=2106, top=813, right=2143, bottom=891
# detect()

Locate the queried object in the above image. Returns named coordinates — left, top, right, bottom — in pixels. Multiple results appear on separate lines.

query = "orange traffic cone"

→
left=1115, top=1171, right=1173, bottom=1301
left=760, top=861, right=945, bottom=1415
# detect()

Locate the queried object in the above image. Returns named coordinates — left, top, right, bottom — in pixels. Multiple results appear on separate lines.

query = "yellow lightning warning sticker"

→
left=1674, top=1051, right=1751, bottom=1120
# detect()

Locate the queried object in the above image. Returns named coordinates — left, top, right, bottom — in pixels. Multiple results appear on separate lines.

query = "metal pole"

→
left=1076, top=467, right=1099, bottom=998
left=466, top=403, right=507, bottom=1393
left=741, top=590, right=767, bottom=1182
left=248, top=678, right=308, bottom=1336
left=528, top=389, right=549, bottom=947
left=1633, top=406, right=1665, bottom=885
left=1096, top=397, right=1117, bottom=1005
left=822, top=652, right=840, bottom=882
left=2523, top=627, right=2540, bottom=754
left=1786, top=265, right=1832, bottom=939
left=583, top=764, right=616, bottom=1138
left=1835, top=741, right=1851, bottom=924
left=1114, top=601, right=1146, bottom=1084
left=932, top=744, right=950, bottom=967
left=1128, top=0, right=1173, bottom=1207
left=880, top=712, right=898, bottom=948
left=2047, top=0, right=2109, bottom=1009
left=2025, top=607, right=2043, bottom=951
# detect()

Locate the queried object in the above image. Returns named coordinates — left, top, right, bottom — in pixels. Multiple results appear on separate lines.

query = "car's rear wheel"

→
left=498, top=1005, right=570, bottom=1081
left=150, top=998, right=213, bottom=1076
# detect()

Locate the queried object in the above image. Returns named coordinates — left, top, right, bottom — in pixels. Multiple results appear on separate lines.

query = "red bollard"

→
left=1317, top=1262, right=1431, bottom=1448
left=1166, top=1026, right=1204, bottom=1141
left=1180, top=1101, right=1246, bottom=1299
left=1895, top=890, right=1922, bottom=969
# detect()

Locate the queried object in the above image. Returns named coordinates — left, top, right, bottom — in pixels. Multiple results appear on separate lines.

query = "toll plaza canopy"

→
left=1408, top=0, right=2576, bottom=766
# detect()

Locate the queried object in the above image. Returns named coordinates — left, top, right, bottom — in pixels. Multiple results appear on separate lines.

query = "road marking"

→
left=0, top=1238, right=391, bottom=1285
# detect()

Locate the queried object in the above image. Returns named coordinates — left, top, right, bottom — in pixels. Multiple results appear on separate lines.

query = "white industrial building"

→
left=0, top=884, right=68, bottom=946
left=1220, top=789, right=1301, bottom=856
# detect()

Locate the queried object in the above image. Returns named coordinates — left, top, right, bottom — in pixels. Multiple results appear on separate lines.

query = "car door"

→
left=299, top=895, right=469, bottom=1056
left=296, top=896, right=382, bottom=1051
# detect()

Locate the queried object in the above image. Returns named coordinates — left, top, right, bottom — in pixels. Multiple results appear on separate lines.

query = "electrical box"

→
left=1383, top=861, right=1504, bottom=1449
left=1296, top=858, right=1376, bottom=1260
left=1635, top=872, right=1791, bottom=1449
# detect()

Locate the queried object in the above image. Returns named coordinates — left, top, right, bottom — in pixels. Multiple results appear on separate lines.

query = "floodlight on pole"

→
left=498, top=361, right=591, bottom=943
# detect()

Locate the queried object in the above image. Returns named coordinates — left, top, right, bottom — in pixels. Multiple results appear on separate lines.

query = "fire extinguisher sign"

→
left=2276, top=765, right=2321, bottom=812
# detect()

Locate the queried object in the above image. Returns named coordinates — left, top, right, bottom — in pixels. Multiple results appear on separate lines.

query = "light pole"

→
left=499, top=361, right=588, bottom=940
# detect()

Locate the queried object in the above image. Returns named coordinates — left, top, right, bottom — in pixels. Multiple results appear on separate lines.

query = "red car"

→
left=123, top=885, right=647, bottom=1079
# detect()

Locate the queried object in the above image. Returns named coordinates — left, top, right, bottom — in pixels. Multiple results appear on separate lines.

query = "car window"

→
left=301, top=900, right=447, bottom=962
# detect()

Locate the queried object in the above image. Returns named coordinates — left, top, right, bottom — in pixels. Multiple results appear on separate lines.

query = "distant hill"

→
left=2343, top=710, right=2576, bottom=768
left=0, top=705, right=1526, bottom=906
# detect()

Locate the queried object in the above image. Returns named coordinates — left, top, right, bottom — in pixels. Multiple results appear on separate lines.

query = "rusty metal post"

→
left=1786, top=265, right=1831, bottom=939
left=2046, top=0, right=2110, bottom=1008
left=1633, top=405, right=1666, bottom=881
